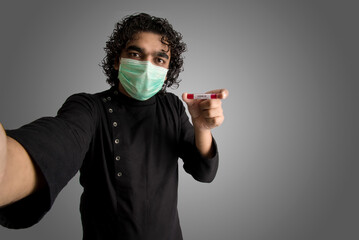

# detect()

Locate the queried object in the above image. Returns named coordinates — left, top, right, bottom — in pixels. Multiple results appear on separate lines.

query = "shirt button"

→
left=107, top=97, right=111, bottom=101
left=115, top=156, right=121, bottom=161
left=102, top=98, right=107, bottom=103
left=117, top=172, right=122, bottom=177
left=115, top=139, right=119, bottom=144
left=109, top=108, right=113, bottom=113
left=113, top=122, right=118, bottom=127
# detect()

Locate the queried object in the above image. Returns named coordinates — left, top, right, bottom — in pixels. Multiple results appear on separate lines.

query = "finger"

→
left=205, top=89, right=229, bottom=100
left=182, top=92, right=195, bottom=105
left=201, top=108, right=223, bottom=118
left=205, top=116, right=224, bottom=128
left=199, top=99, right=222, bottom=110
left=0, top=123, right=5, bottom=135
left=0, top=123, right=6, bottom=155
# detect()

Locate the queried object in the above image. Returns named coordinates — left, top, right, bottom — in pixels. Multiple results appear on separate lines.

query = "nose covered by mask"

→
left=118, top=58, right=169, bottom=101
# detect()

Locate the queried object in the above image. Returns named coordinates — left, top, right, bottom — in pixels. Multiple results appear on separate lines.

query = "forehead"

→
left=126, top=32, right=170, bottom=53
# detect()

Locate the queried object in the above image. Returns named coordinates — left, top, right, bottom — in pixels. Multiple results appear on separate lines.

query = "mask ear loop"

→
left=160, top=81, right=167, bottom=93
left=161, top=69, right=171, bottom=93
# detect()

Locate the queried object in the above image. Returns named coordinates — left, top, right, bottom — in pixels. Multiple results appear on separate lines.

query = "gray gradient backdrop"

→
left=1, top=0, right=358, bottom=239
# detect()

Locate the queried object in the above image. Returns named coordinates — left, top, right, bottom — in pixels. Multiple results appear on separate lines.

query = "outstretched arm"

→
left=0, top=123, right=45, bottom=207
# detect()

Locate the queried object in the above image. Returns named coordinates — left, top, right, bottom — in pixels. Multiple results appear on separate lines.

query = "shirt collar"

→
left=110, top=86, right=157, bottom=106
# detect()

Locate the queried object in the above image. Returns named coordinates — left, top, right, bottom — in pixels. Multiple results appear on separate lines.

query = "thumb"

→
left=0, top=123, right=5, bottom=134
left=182, top=92, right=194, bottom=105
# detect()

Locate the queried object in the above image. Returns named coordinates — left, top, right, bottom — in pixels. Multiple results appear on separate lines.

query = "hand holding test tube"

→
left=182, top=89, right=228, bottom=157
left=182, top=89, right=228, bottom=130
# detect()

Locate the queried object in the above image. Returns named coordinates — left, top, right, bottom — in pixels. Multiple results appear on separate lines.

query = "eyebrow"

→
left=126, top=45, right=170, bottom=59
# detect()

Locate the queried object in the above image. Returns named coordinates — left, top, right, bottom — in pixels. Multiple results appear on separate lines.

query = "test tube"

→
left=187, top=93, right=218, bottom=99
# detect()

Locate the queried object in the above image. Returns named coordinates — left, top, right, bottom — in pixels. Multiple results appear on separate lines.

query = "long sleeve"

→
left=0, top=93, right=98, bottom=229
left=176, top=95, right=219, bottom=183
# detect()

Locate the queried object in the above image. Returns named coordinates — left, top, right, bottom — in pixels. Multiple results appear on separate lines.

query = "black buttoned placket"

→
left=102, top=90, right=124, bottom=184
left=101, top=89, right=159, bottom=238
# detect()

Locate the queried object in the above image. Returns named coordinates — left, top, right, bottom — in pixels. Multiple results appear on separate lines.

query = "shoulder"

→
left=58, top=88, right=112, bottom=115
left=159, top=92, right=183, bottom=106
left=65, top=88, right=113, bottom=105
left=157, top=92, right=186, bottom=117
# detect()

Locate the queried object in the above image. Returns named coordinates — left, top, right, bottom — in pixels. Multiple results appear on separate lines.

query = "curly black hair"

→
left=100, top=13, right=187, bottom=93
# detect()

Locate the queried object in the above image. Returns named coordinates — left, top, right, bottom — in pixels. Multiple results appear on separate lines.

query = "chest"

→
left=102, top=99, right=180, bottom=164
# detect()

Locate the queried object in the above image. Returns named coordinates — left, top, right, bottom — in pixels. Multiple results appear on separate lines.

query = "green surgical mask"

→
left=118, top=58, right=168, bottom=101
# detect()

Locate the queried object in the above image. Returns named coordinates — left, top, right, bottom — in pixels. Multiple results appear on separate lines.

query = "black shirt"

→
left=0, top=87, right=219, bottom=240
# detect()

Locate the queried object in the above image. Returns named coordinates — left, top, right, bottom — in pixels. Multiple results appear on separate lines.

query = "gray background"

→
left=1, top=0, right=358, bottom=239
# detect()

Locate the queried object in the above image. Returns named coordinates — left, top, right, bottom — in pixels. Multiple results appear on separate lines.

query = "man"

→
left=0, top=13, right=228, bottom=239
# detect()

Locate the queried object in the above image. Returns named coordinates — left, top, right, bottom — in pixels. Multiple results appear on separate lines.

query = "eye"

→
left=129, top=52, right=140, bottom=58
left=156, top=58, right=166, bottom=65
